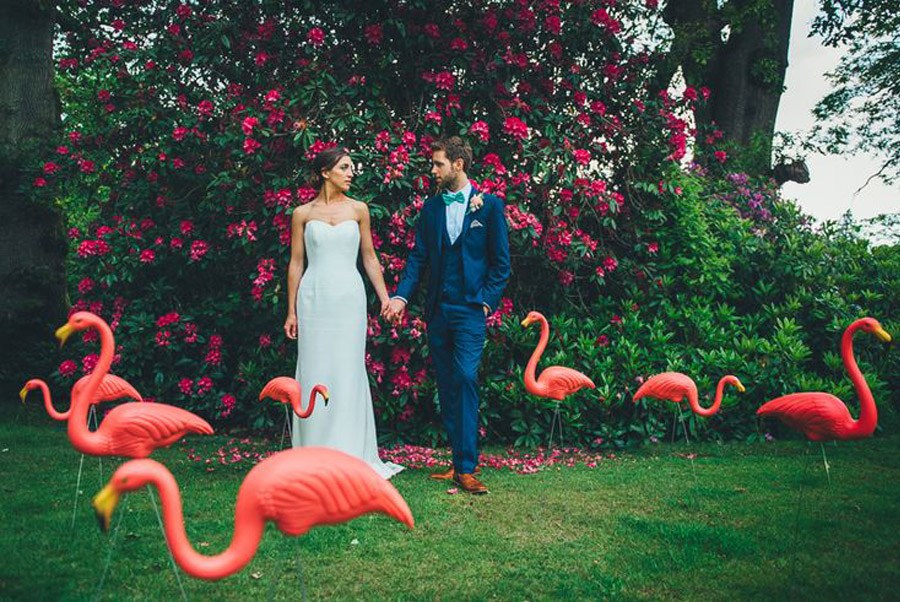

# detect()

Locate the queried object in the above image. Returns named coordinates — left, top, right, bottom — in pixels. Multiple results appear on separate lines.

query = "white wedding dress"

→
left=292, top=219, right=404, bottom=479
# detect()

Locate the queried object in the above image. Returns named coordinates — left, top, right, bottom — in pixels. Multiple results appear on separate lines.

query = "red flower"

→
left=59, top=360, right=77, bottom=378
left=714, top=150, right=727, bottom=163
left=189, top=240, right=209, bottom=261
left=307, top=27, right=325, bottom=47
left=77, top=277, right=95, bottom=295
left=503, top=117, right=528, bottom=140
left=43, top=162, right=60, bottom=175
left=243, top=137, right=261, bottom=154
left=573, top=149, right=591, bottom=165
left=197, top=99, right=213, bottom=117
left=434, top=71, right=456, bottom=91
left=241, top=117, right=259, bottom=135
left=156, top=312, right=180, bottom=328
left=364, top=24, right=383, bottom=45
left=469, top=120, right=490, bottom=142
left=33, top=177, right=47, bottom=187
left=172, top=126, right=189, bottom=141
left=178, top=378, right=193, bottom=395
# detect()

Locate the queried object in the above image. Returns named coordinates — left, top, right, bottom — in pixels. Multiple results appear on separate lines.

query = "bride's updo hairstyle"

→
left=311, top=147, right=351, bottom=190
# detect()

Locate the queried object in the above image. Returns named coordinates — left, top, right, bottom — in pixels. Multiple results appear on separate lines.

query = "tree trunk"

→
left=661, top=0, right=795, bottom=176
left=0, top=0, right=68, bottom=398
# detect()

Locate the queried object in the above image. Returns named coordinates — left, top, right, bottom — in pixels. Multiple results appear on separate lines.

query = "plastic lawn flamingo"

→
left=56, top=312, right=213, bottom=458
left=258, top=377, right=329, bottom=449
left=20, top=374, right=143, bottom=420
left=258, top=377, right=329, bottom=419
left=521, top=311, right=596, bottom=446
left=633, top=373, right=745, bottom=418
left=633, top=372, right=744, bottom=453
left=757, top=317, right=892, bottom=479
left=93, top=447, right=415, bottom=581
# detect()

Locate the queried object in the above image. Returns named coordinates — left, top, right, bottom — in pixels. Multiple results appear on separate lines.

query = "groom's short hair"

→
left=431, top=136, right=473, bottom=172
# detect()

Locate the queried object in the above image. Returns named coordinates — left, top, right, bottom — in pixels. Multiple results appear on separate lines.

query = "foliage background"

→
left=30, top=0, right=898, bottom=448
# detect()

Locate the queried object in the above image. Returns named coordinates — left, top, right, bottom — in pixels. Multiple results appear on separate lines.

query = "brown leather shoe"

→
left=429, top=466, right=481, bottom=481
left=453, top=472, right=489, bottom=495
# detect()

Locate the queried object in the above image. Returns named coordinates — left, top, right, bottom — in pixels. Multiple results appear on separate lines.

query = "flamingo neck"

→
left=692, top=378, right=729, bottom=417
left=524, top=317, right=549, bottom=394
left=149, top=464, right=266, bottom=580
left=38, top=380, right=70, bottom=420
left=295, top=389, right=318, bottom=419
left=842, top=322, right=876, bottom=436
left=69, top=320, right=115, bottom=453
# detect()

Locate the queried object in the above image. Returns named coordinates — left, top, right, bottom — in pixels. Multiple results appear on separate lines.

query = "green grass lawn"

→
left=1, top=403, right=898, bottom=601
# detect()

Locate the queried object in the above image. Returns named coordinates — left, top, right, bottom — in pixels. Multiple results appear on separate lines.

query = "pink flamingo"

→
left=93, top=447, right=415, bottom=581
left=20, top=374, right=143, bottom=421
left=757, top=318, right=891, bottom=442
left=521, top=311, right=596, bottom=447
left=521, top=311, right=596, bottom=400
left=258, top=377, right=329, bottom=418
left=633, top=373, right=745, bottom=417
left=56, top=312, right=213, bottom=458
left=757, top=317, right=891, bottom=480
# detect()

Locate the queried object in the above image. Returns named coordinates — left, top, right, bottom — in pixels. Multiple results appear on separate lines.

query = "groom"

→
left=383, top=136, right=510, bottom=495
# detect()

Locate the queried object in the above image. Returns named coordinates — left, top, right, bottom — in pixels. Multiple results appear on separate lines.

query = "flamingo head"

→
left=723, top=375, right=746, bottom=393
left=312, top=384, right=330, bottom=407
left=56, top=311, right=100, bottom=347
left=854, top=317, right=892, bottom=343
left=520, top=311, right=545, bottom=328
left=19, top=379, right=42, bottom=403
left=93, top=459, right=159, bottom=532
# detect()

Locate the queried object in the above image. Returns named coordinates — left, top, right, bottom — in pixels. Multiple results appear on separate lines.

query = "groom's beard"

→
left=436, top=173, right=463, bottom=193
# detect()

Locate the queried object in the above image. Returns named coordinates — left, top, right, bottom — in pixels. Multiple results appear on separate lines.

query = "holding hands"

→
left=381, top=298, right=406, bottom=326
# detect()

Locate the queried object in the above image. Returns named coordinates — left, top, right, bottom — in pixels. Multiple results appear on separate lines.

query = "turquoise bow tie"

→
left=442, top=190, right=466, bottom=205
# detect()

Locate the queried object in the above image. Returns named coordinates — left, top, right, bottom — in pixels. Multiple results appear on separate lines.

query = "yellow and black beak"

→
left=19, top=385, right=29, bottom=403
left=520, top=317, right=533, bottom=327
left=92, top=484, right=120, bottom=533
left=320, top=389, right=330, bottom=407
left=735, top=381, right=747, bottom=393
left=874, top=327, right=892, bottom=344
left=55, top=323, right=74, bottom=348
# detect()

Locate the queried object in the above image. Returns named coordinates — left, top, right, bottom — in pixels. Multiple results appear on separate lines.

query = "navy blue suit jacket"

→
left=395, top=187, right=511, bottom=321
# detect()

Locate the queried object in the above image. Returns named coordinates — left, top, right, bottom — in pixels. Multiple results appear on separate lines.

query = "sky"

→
left=776, top=2, right=900, bottom=225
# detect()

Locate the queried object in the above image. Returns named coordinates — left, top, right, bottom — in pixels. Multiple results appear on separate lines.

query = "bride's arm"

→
left=284, top=206, right=308, bottom=339
left=357, top=202, right=391, bottom=309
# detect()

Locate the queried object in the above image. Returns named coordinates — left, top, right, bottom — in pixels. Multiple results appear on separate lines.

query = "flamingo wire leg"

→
left=88, top=405, right=104, bottom=483
left=280, top=405, right=293, bottom=450
left=71, top=405, right=103, bottom=529
left=147, top=486, right=188, bottom=601
left=819, top=442, right=831, bottom=485
left=94, top=492, right=128, bottom=599
left=297, top=543, right=309, bottom=602
left=70, top=451, right=86, bottom=529
left=548, top=402, right=563, bottom=449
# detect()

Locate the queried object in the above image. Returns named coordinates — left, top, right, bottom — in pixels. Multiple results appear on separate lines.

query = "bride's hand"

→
left=284, top=314, right=298, bottom=340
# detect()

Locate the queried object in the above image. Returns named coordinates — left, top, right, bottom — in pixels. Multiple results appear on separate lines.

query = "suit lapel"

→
left=460, top=185, right=478, bottom=242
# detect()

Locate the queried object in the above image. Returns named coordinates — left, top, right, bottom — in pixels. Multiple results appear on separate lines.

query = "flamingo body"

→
left=93, top=447, right=414, bottom=580
left=633, top=372, right=744, bottom=417
left=756, top=317, right=891, bottom=442
left=57, top=311, right=213, bottom=458
left=21, top=374, right=143, bottom=421
left=521, top=311, right=595, bottom=401
left=83, top=402, right=213, bottom=457
left=258, top=376, right=328, bottom=419
left=757, top=393, right=859, bottom=441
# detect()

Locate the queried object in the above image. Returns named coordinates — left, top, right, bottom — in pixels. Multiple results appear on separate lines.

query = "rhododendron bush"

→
left=37, top=0, right=896, bottom=445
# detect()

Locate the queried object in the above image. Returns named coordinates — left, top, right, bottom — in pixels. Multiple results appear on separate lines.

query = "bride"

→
left=283, top=147, right=403, bottom=479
